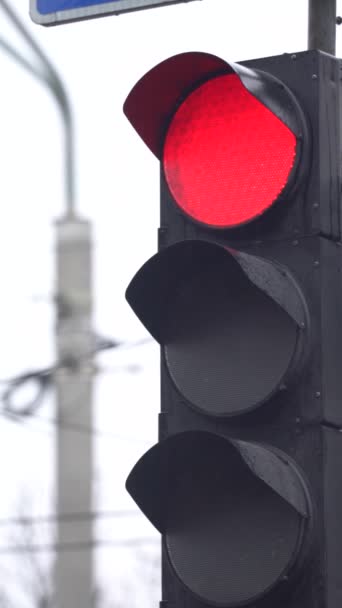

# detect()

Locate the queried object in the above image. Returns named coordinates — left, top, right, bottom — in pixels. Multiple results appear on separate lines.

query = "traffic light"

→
left=124, top=50, right=342, bottom=608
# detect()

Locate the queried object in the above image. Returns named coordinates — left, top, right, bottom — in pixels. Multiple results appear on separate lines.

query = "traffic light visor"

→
left=126, top=431, right=312, bottom=606
left=126, top=241, right=308, bottom=416
left=124, top=52, right=307, bottom=229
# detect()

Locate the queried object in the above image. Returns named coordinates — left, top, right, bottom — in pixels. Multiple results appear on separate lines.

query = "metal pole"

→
left=0, top=0, right=75, bottom=217
left=308, top=0, right=337, bottom=55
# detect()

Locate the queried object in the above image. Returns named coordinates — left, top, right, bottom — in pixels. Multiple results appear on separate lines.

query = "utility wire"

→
left=0, top=510, right=140, bottom=527
left=0, top=537, right=158, bottom=554
left=1, top=369, right=52, bottom=418
left=0, top=409, right=153, bottom=443
left=0, top=335, right=151, bottom=418
left=18, top=411, right=153, bottom=442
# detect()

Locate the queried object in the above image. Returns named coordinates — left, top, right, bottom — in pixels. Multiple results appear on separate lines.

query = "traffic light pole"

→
left=308, top=0, right=336, bottom=55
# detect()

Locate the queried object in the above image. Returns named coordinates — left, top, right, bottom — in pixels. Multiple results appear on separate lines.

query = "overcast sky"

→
left=0, top=0, right=340, bottom=605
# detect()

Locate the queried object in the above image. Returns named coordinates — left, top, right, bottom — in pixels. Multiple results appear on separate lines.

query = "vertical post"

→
left=308, top=0, right=337, bottom=55
left=54, top=217, right=94, bottom=608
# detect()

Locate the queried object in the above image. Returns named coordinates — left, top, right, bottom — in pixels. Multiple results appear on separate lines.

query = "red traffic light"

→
left=124, top=52, right=307, bottom=229
left=163, top=74, right=296, bottom=227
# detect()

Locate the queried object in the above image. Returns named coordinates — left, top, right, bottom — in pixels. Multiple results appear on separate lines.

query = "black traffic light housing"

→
left=124, top=50, right=342, bottom=608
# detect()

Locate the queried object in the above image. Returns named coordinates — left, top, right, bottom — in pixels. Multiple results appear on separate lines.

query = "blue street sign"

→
left=30, top=0, right=199, bottom=25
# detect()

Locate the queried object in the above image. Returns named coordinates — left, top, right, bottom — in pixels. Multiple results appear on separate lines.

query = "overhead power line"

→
left=0, top=537, right=158, bottom=555
left=0, top=335, right=152, bottom=418
left=0, top=509, right=140, bottom=527
left=1, top=409, right=153, bottom=443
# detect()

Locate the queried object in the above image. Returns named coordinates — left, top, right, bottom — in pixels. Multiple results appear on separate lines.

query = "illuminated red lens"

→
left=163, top=74, right=297, bottom=228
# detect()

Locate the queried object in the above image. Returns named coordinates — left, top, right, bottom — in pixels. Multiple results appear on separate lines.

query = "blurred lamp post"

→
left=0, top=4, right=94, bottom=608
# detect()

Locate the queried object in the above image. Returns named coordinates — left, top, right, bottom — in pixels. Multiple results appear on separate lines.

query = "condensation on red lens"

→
left=163, top=74, right=297, bottom=228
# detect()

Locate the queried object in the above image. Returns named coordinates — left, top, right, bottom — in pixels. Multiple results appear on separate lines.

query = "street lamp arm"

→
left=0, top=0, right=75, bottom=217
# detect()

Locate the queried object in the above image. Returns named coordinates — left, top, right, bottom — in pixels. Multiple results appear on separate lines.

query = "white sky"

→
left=0, top=0, right=340, bottom=605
